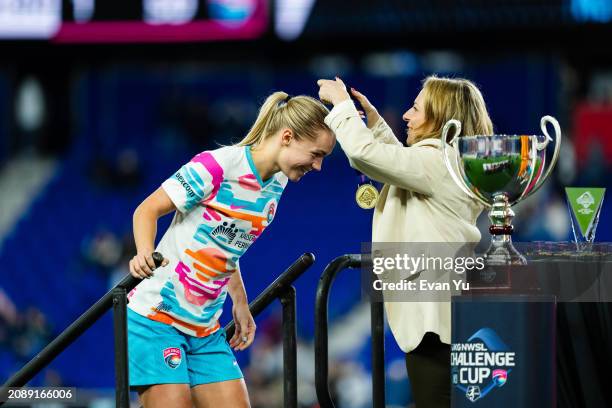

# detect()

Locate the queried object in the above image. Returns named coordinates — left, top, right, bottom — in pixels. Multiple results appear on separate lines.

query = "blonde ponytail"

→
left=237, top=91, right=330, bottom=146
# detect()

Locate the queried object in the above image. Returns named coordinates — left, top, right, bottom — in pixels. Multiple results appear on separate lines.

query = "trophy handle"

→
left=523, top=115, right=562, bottom=199
left=441, top=119, right=491, bottom=207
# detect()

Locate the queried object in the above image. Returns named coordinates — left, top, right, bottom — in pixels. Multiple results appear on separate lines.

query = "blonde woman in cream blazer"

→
left=318, top=76, right=492, bottom=408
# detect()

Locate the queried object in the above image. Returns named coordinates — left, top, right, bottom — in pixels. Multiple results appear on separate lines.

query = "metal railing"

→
left=315, top=254, right=386, bottom=408
left=224, top=253, right=315, bottom=408
left=1, top=252, right=315, bottom=408
left=0, top=272, right=146, bottom=407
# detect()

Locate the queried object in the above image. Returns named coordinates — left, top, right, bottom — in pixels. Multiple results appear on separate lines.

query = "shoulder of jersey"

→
left=210, top=145, right=288, bottom=187
left=207, top=145, right=244, bottom=169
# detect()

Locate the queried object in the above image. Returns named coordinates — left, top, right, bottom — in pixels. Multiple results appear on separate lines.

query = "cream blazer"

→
left=325, top=100, right=484, bottom=353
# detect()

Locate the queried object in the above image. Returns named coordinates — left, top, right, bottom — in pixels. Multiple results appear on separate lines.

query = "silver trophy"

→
left=442, top=116, right=561, bottom=265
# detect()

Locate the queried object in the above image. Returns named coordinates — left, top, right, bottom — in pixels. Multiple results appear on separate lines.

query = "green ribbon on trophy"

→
left=565, top=187, right=606, bottom=250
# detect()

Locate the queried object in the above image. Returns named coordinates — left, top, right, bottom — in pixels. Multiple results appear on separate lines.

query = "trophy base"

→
left=484, top=234, right=527, bottom=266
left=574, top=240, right=594, bottom=253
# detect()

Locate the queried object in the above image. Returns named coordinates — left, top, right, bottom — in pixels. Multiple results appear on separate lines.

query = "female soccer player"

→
left=126, top=92, right=335, bottom=408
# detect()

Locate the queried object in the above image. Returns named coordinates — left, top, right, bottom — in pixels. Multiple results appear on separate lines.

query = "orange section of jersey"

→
left=194, top=270, right=212, bottom=282
left=185, top=248, right=227, bottom=278
left=206, top=202, right=267, bottom=234
left=193, top=264, right=225, bottom=283
left=147, top=309, right=221, bottom=337
left=185, top=247, right=228, bottom=273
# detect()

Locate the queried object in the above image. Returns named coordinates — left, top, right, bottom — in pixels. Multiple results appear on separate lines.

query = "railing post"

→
left=315, top=254, right=363, bottom=408
left=112, top=287, right=130, bottom=408
left=370, top=299, right=385, bottom=408
left=280, top=286, right=297, bottom=408
left=224, top=255, right=315, bottom=406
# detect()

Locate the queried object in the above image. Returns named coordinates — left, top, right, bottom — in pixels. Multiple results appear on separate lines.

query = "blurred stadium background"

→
left=0, top=1, right=611, bottom=407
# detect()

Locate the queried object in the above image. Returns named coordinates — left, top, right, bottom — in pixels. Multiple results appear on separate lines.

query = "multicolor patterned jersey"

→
left=128, top=145, right=288, bottom=337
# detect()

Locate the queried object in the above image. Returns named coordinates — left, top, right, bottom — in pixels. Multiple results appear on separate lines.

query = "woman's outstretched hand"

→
left=349, top=87, right=381, bottom=129
left=317, top=77, right=350, bottom=106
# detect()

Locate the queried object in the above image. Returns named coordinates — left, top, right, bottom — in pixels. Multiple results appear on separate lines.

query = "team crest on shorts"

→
left=163, top=347, right=182, bottom=369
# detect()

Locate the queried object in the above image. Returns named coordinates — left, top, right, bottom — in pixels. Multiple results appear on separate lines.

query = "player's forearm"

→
left=133, top=204, right=159, bottom=255
left=228, top=270, right=248, bottom=306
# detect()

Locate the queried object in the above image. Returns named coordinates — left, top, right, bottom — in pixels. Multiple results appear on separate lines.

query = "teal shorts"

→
left=127, top=308, right=243, bottom=388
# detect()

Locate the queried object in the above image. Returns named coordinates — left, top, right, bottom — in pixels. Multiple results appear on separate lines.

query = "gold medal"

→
left=355, top=184, right=379, bottom=209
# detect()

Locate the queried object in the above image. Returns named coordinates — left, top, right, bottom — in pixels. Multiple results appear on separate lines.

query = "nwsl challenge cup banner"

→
left=451, top=300, right=555, bottom=407
left=451, top=328, right=516, bottom=403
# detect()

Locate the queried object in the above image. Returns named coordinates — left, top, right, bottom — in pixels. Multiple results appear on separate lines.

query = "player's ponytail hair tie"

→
left=278, top=94, right=292, bottom=107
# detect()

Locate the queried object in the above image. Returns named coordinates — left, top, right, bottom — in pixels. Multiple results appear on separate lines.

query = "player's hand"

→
left=350, top=87, right=381, bottom=128
left=129, top=253, right=169, bottom=279
left=317, top=77, right=350, bottom=106
left=230, top=302, right=256, bottom=351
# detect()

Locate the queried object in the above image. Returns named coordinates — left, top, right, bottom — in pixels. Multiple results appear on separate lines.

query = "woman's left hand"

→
left=317, top=77, right=351, bottom=106
left=229, top=302, right=256, bottom=351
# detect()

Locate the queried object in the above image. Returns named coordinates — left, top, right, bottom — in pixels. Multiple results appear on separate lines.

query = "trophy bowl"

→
left=442, top=116, right=561, bottom=265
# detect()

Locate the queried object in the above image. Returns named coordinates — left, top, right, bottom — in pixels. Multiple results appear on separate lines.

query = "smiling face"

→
left=402, top=89, right=432, bottom=146
left=277, top=128, right=336, bottom=182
